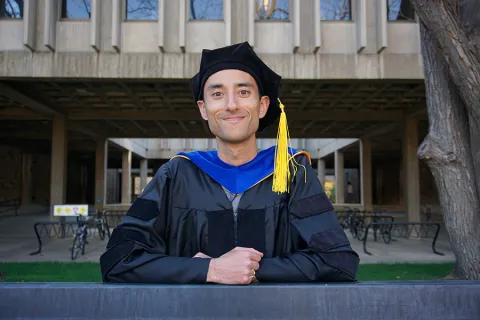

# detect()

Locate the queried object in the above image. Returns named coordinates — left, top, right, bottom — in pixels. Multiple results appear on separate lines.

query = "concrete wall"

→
left=0, top=145, right=51, bottom=205
left=374, top=159, right=403, bottom=207
left=372, top=158, right=440, bottom=214
left=0, top=0, right=423, bottom=80
left=30, top=152, right=51, bottom=206
left=0, top=146, right=23, bottom=202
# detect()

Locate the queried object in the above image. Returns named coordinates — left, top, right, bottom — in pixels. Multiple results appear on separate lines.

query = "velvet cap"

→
left=190, top=41, right=282, bottom=131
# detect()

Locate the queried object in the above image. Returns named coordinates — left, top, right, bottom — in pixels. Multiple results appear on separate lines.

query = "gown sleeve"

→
left=255, top=154, right=360, bottom=282
left=99, top=163, right=212, bottom=284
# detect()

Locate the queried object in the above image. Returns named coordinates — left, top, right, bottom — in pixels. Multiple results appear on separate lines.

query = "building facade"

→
left=0, top=0, right=439, bottom=223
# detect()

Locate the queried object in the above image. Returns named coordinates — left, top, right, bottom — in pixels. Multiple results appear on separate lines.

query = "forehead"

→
left=204, top=69, right=257, bottom=87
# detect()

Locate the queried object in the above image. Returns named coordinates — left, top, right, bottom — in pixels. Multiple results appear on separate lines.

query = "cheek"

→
left=203, top=102, right=221, bottom=117
left=205, top=99, right=225, bottom=111
left=238, top=99, right=260, bottom=111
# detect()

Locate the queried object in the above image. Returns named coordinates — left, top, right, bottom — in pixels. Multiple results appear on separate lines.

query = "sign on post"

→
left=53, top=205, right=89, bottom=217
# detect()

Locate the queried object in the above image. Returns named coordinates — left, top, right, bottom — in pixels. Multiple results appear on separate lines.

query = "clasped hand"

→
left=193, top=247, right=263, bottom=285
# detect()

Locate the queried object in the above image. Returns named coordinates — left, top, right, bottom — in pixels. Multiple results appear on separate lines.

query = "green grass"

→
left=0, top=262, right=455, bottom=282
left=357, top=263, right=455, bottom=281
left=0, top=262, right=102, bottom=282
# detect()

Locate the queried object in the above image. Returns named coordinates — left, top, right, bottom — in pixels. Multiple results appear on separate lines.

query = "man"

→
left=100, top=42, right=359, bottom=284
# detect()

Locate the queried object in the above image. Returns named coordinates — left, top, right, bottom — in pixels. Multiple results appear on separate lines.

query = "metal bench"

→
left=363, top=221, right=444, bottom=255
left=100, top=209, right=128, bottom=237
left=1, top=282, right=479, bottom=319
left=339, top=209, right=395, bottom=241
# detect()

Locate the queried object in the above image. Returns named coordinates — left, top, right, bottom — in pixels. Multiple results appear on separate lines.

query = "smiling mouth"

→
left=223, top=116, right=245, bottom=123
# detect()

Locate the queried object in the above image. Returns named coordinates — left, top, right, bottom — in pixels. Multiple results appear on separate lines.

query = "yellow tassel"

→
left=272, top=98, right=292, bottom=194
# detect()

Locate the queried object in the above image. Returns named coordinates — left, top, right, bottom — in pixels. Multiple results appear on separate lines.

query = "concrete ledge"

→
left=0, top=51, right=425, bottom=80
left=1, top=281, right=479, bottom=319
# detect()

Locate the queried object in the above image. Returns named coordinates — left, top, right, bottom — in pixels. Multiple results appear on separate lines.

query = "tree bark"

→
left=410, top=0, right=480, bottom=197
left=416, top=21, right=480, bottom=279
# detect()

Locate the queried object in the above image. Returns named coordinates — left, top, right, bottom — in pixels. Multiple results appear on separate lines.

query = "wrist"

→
left=206, top=258, right=218, bottom=283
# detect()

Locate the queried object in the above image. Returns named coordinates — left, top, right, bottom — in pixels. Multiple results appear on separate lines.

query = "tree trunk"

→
left=412, top=0, right=480, bottom=279
left=410, top=0, right=480, bottom=193
left=416, top=20, right=480, bottom=279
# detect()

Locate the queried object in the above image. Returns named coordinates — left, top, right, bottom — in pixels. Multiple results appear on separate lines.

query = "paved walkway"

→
left=0, top=209, right=456, bottom=264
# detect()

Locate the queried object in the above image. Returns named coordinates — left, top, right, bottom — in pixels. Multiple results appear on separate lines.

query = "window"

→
left=255, top=0, right=289, bottom=20
left=126, top=0, right=158, bottom=20
left=61, top=0, right=91, bottom=19
left=0, top=0, right=23, bottom=18
left=387, top=0, right=415, bottom=21
left=189, top=0, right=223, bottom=20
left=320, top=0, right=351, bottom=21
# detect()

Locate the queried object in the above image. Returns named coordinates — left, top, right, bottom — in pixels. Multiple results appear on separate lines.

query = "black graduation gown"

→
left=99, top=152, right=360, bottom=284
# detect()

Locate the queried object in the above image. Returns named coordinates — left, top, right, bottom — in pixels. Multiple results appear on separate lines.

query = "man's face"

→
left=197, top=69, right=270, bottom=144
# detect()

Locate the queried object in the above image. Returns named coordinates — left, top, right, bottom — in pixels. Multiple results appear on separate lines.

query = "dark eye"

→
left=212, top=92, right=222, bottom=97
left=239, top=89, right=249, bottom=95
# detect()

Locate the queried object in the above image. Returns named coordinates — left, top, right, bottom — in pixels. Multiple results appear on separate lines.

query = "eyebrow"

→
left=206, top=82, right=255, bottom=91
left=235, top=82, right=255, bottom=88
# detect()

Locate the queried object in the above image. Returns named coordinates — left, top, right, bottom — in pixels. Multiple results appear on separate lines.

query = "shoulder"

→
left=159, top=155, right=193, bottom=177
left=291, top=150, right=312, bottom=166
left=151, top=155, right=195, bottom=180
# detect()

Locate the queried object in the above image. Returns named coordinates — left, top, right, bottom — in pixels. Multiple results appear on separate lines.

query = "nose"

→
left=225, top=92, right=238, bottom=111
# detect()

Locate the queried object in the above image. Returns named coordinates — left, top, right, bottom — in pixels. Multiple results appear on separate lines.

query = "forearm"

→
left=256, top=250, right=359, bottom=282
left=101, top=241, right=212, bottom=284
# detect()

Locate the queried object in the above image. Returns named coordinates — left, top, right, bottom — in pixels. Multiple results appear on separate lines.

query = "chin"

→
left=215, top=131, right=253, bottom=144
left=220, top=135, right=250, bottom=144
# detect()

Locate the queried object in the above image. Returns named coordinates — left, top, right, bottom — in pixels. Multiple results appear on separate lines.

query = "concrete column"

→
left=112, top=0, right=121, bottom=51
left=335, top=151, right=344, bottom=204
left=95, top=139, right=107, bottom=211
left=21, top=152, right=32, bottom=205
left=23, top=0, right=38, bottom=51
left=140, top=159, right=148, bottom=192
left=317, top=159, right=326, bottom=187
left=360, top=138, right=373, bottom=211
left=121, top=151, right=132, bottom=204
left=50, top=117, right=68, bottom=220
left=403, top=117, right=421, bottom=222
left=399, top=165, right=404, bottom=206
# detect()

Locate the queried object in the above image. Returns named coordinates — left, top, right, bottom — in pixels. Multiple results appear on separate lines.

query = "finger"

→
left=246, top=251, right=263, bottom=262
left=236, top=247, right=264, bottom=257
left=248, top=261, right=260, bottom=271
left=241, top=275, right=252, bottom=285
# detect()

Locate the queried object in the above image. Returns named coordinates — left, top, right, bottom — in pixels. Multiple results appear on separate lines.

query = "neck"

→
left=216, top=135, right=258, bottom=166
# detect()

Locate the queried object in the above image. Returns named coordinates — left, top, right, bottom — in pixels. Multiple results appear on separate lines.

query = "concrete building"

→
left=0, top=0, right=438, bottom=223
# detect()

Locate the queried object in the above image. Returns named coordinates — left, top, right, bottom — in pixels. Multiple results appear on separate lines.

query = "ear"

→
left=258, top=96, right=270, bottom=119
left=197, top=100, right=208, bottom=121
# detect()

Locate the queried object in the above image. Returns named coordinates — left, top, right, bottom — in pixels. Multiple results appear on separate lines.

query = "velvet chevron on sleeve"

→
left=99, top=165, right=212, bottom=284
left=255, top=153, right=360, bottom=282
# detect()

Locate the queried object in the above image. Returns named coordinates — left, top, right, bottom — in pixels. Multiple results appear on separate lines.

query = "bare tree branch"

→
left=320, top=0, right=351, bottom=21
left=409, top=0, right=480, bottom=124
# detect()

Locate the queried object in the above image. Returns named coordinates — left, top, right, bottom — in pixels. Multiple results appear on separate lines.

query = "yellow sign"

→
left=53, top=205, right=89, bottom=216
